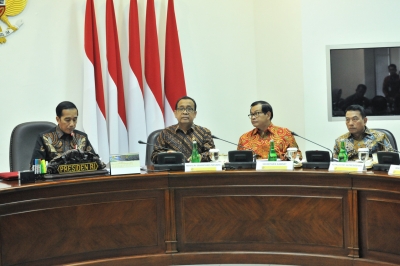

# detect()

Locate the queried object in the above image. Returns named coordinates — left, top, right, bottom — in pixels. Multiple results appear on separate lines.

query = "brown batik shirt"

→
left=31, top=126, right=95, bottom=163
left=151, top=124, right=215, bottom=163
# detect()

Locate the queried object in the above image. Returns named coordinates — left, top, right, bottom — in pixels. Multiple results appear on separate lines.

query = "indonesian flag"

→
left=126, top=0, right=147, bottom=162
left=164, top=0, right=187, bottom=127
left=144, top=0, right=164, bottom=135
left=83, top=0, right=109, bottom=163
left=106, top=0, right=128, bottom=154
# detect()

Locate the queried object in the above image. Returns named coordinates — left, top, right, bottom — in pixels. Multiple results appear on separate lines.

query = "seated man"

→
left=238, top=101, right=302, bottom=160
left=151, top=96, right=215, bottom=163
left=333, top=104, right=394, bottom=160
left=31, top=101, right=97, bottom=163
left=382, top=64, right=400, bottom=100
left=341, top=84, right=370, bottom=111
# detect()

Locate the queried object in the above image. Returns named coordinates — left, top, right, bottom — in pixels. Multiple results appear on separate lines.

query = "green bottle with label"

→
left=191, top=140, right=201, bottom=163
left=338, top=139, right=348, bottom=162
left=268, top=139, right=278, bottom=161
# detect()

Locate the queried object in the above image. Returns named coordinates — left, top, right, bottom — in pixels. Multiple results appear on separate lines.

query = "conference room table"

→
left=0, top=167, right=400, bottom=266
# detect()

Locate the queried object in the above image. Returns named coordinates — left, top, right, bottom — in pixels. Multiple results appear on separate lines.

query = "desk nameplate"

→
left=256, top=161, right=293, bottom=171
left=185, top=162, right=223, bottom=172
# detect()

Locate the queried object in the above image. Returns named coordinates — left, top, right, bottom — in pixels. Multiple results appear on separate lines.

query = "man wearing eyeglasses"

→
left=333, top=104, right=393, bottom=160
left=151, top=96, right=215, bottom=163
left=238, top=100, right=301, bottom=160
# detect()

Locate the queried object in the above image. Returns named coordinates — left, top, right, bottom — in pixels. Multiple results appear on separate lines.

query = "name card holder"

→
left=256, top=161, right=293, bottom=171
left=388, top=165, right=400, bottom=176
left=328, top=162, right=364, bottom=172
left=185, top=162, right=223, bottom=172
left=110, top=153, right=140, bottom=175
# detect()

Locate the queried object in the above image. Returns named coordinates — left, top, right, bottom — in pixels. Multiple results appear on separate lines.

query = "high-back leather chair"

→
left=372, top=128, right=398, bottom=151
left=9, top=121, right=56, bottom=171
left=145, top=129, right=163, bottom=166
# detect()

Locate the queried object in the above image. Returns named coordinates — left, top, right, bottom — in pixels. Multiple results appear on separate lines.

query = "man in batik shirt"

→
left=31, top=101, right=96, bottom=163
left=151, top=96, right=215, bottom=163
left=238, top=100, right=302, bottom=160
left=333, top=105, right=394, bottom=160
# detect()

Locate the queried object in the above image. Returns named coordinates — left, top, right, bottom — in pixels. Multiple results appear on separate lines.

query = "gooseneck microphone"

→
left=138, top=140, right=169, bottom=151
left=211, top=135, right=238, bottom=146
left=291, top=131, right=334, bottom=161
left=211, top=135, right=260, bottom=158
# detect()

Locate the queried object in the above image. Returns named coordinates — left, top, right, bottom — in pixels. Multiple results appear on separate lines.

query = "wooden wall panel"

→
left=0, top=171, right=399, bottom=266
left=359, top=191, right=400, bottom=265
left=175, top=186, right=351, bottom=257
left=1, top=199, right=159, bottom=265
left=181, top=195, right=343, bottom=245
left=0, top=177, right=167, bottom=266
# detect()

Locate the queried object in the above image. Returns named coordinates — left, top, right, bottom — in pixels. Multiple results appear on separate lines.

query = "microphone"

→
left=138, top=140, right=169, bottom=151
left=291, top=131, right=334, bottom=161
left=211, top=135, right=260, bottom=158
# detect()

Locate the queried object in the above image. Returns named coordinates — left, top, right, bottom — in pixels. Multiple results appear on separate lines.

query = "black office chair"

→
left=9, top=121, right=56, bottom=171
left=145, top=129, right=163, bottom=166
left=372, top=128, right=398, bottom=151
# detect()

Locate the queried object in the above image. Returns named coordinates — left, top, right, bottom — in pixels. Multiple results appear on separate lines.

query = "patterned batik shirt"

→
left=333, top=127, right=394, bottom=160
left=151, top=124, right=215, bottom=163
left=237, top=123, right=302, bottom=160
left=31, top=126, right=95, bottom=163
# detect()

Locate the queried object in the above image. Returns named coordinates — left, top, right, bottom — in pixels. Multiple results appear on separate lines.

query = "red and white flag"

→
left=144, top=0, right=164, bottom=134
left=83, top=0, right=109, bottom=163
left=164, top=0, right=186, bottom=127
left=106, top=0, right=128, bottom=154
left=126, top=0, right=147, bottom=162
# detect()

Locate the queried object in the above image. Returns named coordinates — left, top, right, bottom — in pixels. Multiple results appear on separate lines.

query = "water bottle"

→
left=268, top=139, right=278, bottom=161
left=338, top=139, right=348, bottom=162
left=191, top=140, right=201, bottom=163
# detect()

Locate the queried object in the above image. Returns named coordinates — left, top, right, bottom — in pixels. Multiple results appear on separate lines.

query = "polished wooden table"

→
left=0, top=169, right=400, bottom=266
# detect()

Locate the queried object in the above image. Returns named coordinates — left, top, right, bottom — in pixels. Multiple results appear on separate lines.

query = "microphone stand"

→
left=212, top=135, right=258, bottom=161
left=291, top=131, right=334, bottom=162
left=138, top=140, right=169, bottom=151
left=211, top=135, right=238, bottom=146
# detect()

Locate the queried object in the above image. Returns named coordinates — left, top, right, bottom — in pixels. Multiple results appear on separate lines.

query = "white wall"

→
left=302, top=0, right=400, bottom=152
left=175, top=0, right=259, bottom=154
left=0, top=0, right=262, bottom=171
left=1, top=0, right=86, bottom=172
left=2, top=0, right=400, bottom=172
left=254, top=0, right=305, bottom=151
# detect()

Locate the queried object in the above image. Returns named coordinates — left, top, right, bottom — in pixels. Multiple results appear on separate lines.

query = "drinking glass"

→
left=209, top=149, right=220, bottom=162
left=358, top=148, right=369, bottom=162
left=286, top=147, right=298, bottom=161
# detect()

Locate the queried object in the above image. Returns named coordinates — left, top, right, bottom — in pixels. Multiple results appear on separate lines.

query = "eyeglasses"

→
left=248, top=111, right=264, bottom=119
left=176, top=107, right=195, bottom=113
left=345, top=117, right=360, bottom=123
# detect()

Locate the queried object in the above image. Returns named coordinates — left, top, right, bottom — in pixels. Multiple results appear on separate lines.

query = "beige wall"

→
left=1, top=0, right=400, bottom=171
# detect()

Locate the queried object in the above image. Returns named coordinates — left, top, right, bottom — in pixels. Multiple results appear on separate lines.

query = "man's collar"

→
left=346, top=126, right=371, bottom=139
left=175, top=124, right=195, bottom=133
left=251, top=123, right=274, bottom=136
left=56, top=126, right=70, bottom=138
